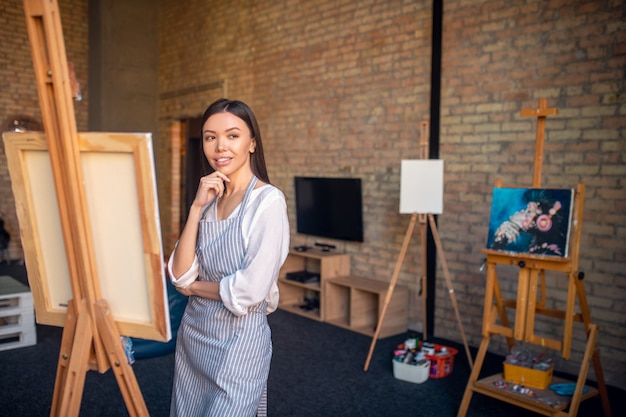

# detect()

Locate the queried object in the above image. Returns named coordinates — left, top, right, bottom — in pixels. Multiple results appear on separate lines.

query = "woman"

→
left=168, top=98, right=290, bottom=417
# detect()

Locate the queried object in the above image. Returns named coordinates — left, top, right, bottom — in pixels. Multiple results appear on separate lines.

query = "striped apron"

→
left=170, top=176, right=270, bottom=417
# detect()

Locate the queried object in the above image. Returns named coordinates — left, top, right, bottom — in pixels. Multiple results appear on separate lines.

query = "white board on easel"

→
left=399, top=159, right=444, bottom=214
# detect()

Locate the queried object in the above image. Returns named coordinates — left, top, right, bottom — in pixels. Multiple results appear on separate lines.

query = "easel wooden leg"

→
left=524, top=268, right=539, bottom=342
left=427, top=214, right=473, bottom=368
left=363, top=213, right=418, bottom=371
left=514, top=267, right=530, bottom=341
left=94, top=300, right=149, bottom=417
left=566, top=324, right=612, bottom=417
left=562, top=272, right=578, bottom=359
left=50, top=300, right=77, bottom=415
left=49, top=299, right=149, bottom=417
left=591, top=347, right=612, bottom=417
left=574, top=277, right=612, bottom=417
left=51, top=300, right=94, bottom=417
left=457, top=335, right=490, bottom=417
left=482, top=264, right=496, bottom=336
left=491, top=271, right=514, bottom=349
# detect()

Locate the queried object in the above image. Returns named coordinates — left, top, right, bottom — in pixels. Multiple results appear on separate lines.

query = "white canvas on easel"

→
left=366, top=158, right=466, bottom=371
left=400, top=159, right=444, bottom=214
left=3, top=131, right=171, bottom=342
left=367, top=157, right=473, bottom=370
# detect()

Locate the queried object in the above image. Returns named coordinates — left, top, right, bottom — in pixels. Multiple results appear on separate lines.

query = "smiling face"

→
left=202, top=112, right=256, bottom=179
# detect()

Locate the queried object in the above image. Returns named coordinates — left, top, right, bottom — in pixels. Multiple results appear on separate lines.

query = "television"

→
left=294, top=176, right=364, bottom=242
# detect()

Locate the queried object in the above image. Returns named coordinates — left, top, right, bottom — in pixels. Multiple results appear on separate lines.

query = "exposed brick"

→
left=1, top=0, right=624, bottom=392
left=0, top=0, right=87, bottom=261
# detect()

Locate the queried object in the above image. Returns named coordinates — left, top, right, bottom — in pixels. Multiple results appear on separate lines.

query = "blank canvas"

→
left=400, top=160, right=444, bottom=214
left=3, top=131, right=171, bottom=342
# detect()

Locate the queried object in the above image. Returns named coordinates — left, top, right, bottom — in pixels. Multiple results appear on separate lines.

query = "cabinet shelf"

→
left=277, top=249, right=350, bottom=321
left=277, top=278, right=320, bottom=291
left=277, top=250, right=408, bottom=338
left=325, top=275, right=408, bottom=338
left=276, top=302, right=320, bottom=320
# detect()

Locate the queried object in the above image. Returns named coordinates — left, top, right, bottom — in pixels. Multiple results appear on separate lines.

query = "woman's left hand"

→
left=176, top=282, right=195, bottom=296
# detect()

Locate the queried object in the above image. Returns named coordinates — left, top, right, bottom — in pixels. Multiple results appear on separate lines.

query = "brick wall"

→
left=0, top=0, right=88, bottom=260
left=1, top=0, right=623, bottom=391
left=158, top=0, right=434, bottom=285
left=157, top=0, right=625, bottom=389
left=439, top=0, right=625, bottom=388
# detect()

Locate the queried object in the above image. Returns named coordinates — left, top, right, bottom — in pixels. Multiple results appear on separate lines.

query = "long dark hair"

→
left=200, top=98, right=270, bottom=184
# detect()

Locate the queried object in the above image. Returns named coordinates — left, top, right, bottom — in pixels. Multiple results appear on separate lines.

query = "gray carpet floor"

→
left=0, top=262, right=622, bottom=416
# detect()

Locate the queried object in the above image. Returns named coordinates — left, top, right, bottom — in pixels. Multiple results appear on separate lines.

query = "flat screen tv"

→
left=294, top=176, right=364, bottom=242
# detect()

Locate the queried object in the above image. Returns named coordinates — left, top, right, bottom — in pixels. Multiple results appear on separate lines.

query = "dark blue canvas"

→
left=486, top=188, right=574, bottom=257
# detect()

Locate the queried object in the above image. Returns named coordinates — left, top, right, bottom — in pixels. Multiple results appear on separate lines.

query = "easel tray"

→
left=474, top=374, right=598, bottom=414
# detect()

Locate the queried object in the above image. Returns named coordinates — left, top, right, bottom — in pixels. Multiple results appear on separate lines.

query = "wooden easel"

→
left=457, top=99, right=612, bottom=417
left=364, top=122, right=474, bottom=372
left=22, top=1, right=148, bottom=415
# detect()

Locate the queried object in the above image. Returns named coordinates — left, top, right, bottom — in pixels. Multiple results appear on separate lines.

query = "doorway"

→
left=180, top=117, right=204, bottom=230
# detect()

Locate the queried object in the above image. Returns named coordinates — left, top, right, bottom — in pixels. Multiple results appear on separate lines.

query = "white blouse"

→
left=168, top=184, right=290, bottom=316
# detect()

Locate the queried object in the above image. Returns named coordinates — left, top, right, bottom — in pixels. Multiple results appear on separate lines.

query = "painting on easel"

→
left=486, top=188, right=574, bottom=257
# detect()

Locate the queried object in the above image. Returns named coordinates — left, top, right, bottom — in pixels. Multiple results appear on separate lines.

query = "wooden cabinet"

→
left=325, top=275, right=408, bottom=338
left=277, top=249, right=350, bottom=321
left=278, top=249, right=408, bottom=338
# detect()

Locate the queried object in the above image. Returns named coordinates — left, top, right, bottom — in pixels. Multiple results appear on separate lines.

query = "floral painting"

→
left=486, top=188, right=574, bottom=258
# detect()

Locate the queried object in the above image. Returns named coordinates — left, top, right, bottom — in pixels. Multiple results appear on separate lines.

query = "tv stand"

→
left=278, top=248, right=349, bottom=321
left=314, top=242, right=336, bottom=252
left=277, top=249, right=408, bottom=338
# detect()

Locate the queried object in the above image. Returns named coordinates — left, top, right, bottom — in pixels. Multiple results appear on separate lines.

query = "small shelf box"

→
left=503, top=361, right=554, bottom=389
left=325, top=275, right=408, bottom=338
left=277, top=249, right=351, bottom=322
left=0, top=275, right=37, bottom=351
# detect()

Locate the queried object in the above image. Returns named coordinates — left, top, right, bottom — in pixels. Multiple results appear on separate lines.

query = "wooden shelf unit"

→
left=277, top=249, right=350, bottom=321
left=277, top=249, right=408, bottom=338
left=325, top=275, right=408, bottom=338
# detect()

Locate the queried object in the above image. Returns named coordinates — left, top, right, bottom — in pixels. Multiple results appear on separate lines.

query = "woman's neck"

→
left=222, top=172, right=254, bottom=197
